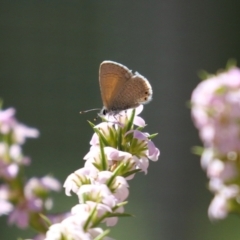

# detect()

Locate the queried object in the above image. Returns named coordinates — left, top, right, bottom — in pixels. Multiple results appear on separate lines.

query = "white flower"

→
left=64, top=167, right=98, bottom=196
left=77, top=184, right=117, bottom=209
left=94, top=171, right=129, bottom=202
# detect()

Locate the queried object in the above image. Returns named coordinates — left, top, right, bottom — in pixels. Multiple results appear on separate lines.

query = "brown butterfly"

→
left=80, top=61, right=152, bottom=116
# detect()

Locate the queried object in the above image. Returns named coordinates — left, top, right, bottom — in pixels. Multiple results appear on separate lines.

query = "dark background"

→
left=1, top=1, right=240, bottom=240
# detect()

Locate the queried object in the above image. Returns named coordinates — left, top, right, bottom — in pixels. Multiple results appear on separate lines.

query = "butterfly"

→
left=99, top=61, right=152, bottom=115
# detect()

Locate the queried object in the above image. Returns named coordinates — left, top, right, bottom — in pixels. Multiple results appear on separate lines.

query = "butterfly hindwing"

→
left=109, top=73, right=152, bottom=111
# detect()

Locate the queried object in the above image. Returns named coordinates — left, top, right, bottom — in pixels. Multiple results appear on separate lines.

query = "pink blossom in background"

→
left=0, top=106, right=64, bottom=237
left=24, top=176, right=61, bottom=199
left=0, top=108, right=16, bottom=134
left=191, top=66, right=240, bottom=220
left=0, top=199, right=13, bottom=216
left=13, top=123, right=39, bottom=145
left=191, top=67, right=240, bottom=154
left=0, top=107, right=39, bottom=144
left=0, top=161, right=19, bottom=179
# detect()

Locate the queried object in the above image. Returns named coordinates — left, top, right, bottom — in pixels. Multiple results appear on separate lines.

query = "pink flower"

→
left=41, top=176, right=61, bottom=191
left=8, top=197, right=43, bottom=229
left=0, top=108, right=16, bottom=134
left=9, top=144, right=22, bottom=161
left=200, top=148, right=214, bottom=170
left=45, top=215, right=111, bottom=240
left=104, top=205, right=124, bottom=227
left=8, top=203, right=30, bottom=228
left=208, top=194, right=228, bottom=220
left=77, top=184, right=117, bottom=209
left=32, top=234, right=45, bottom=240
left=103, top=147, right=143, bottom=177
left=45, top=215, right=89, bottom=240
left=0, top=199, right=13, bottom=216
left=72, top=202, right=111, bottom=219
left=0, top=185, right=13, bottom=216
left=47, top=212, right=71, bottom=224
left=103, top=105, right=146, bottom=127
left=0, top=161, right=19, bottom=179
left=191, top=67, right=240, bottom=154
left=0, top=107, right=39, bottom=144
left=52, top=101, right=159, bottom=238
left=24, top=176, right=61, bottom=199
left=208, top=185, right=239, bottom=220
left=191, top=67, right=240, bottom=220
left=0, top=142, right=7, bottom=158
left=132, top=130, right=160, bottom=161
left=207, top=160, right=237, bottom=181
left=13, top=123, right=39, bottom=144
left=94, top=171, right=129, bottom=202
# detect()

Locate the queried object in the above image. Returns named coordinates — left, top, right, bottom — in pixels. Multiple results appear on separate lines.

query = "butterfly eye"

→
left=101, top=108, right=108, bottom=115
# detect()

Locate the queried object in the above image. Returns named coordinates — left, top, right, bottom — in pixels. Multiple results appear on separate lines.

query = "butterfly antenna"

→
left=79, top=108, right=101, bottom=114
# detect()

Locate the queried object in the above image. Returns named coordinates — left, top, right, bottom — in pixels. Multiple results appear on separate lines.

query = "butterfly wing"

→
left=110, top=72, right=153, bottom=111
left=99, top=61, right=133, bottom=110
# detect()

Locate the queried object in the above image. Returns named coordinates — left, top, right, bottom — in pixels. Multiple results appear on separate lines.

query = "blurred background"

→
left=1, top=1, right=240, bottom=239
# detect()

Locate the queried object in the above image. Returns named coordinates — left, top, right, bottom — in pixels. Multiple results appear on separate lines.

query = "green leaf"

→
left=109, top=126, right=117, bottom=147
left=99, top=114, right=108, bottom=122
left=215, top=86, right=227, bottom=95
left=106, top=173, right=116, bottom=188
left=186, top=100, right=192, bottom=109
left=191, top=146, right=204, bottom=155
left=93, top=162, right=101, bottom=171
left=197, top=70, right=212, bottom=80
left=148, top=133, right=158, bottom=139
left=39, top=213, right=52, bottom=227
left=117, top=127, right=123, bottom=150
left=107, top=162, right=126, bottom=188
left=122, top=169, right=141, bottom=178
left=112, top=161, right=125, bottom=177
left=94, top=229, right=111, bottom=240
left=84, top=204, right=98, bottom=231
left=226, top=58, right=237, bottom=70
left=0, top=99, right=3, bottom=109
left=99, top=140, right=108, bottom=170
left=106, top=212, right=133, bottom=218
left=88, top=120, right=96, bottom=128
left=112, top=201, right=128, bottom=210
left=93, top=127, right=109, bottom=146
left=126, top=108, right=135, bottom=132
left=135, top=126, right=145, bottom=131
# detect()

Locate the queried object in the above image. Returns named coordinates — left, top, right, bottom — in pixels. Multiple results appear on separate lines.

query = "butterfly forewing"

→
left=99, top=61, right=133, bottom=110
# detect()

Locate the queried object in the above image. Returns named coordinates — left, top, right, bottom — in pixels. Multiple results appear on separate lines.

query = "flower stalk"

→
left=52, top=105, right=160, bottom=240
left=0, top=103, right=160, bottom=239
